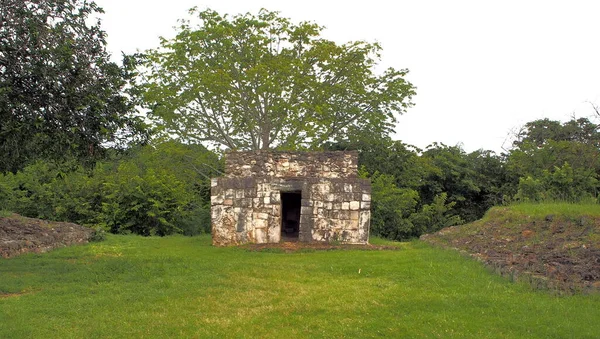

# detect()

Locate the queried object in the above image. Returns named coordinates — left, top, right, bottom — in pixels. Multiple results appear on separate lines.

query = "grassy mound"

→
left=421, top=203, right=600, bottom=293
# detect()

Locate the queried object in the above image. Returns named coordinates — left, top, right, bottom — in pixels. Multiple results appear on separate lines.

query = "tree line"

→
left=1, top=1, right=598, bottom=239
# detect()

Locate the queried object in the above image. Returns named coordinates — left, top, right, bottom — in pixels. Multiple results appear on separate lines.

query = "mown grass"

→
left=499, top=202, right=600, bottom=219
left=1, top=235, right=599, bottom=338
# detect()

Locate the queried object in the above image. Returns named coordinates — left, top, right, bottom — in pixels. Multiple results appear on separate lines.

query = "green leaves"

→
left=0, top=142, right=221, bottom=236
left=0, top=0, right=146, bottom=173
left=508, top=118, right=600, bottom=203
left=140, top=8, right=415, bottom=150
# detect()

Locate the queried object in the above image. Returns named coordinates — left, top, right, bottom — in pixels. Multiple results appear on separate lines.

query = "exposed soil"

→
left=0, top=213, right=93, bottom=258
left=421, top=209, right=600, bottom=293
left=243, top=241, right=400, bottom=253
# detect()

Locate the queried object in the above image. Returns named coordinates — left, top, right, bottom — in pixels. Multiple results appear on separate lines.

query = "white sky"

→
left=94, top=0, right=600, bottom=153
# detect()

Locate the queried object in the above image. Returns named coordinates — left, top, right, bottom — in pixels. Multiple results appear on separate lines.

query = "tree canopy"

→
left=141, top=8, right=416, bottom=151
left=0, top=0, right=145, bottom=173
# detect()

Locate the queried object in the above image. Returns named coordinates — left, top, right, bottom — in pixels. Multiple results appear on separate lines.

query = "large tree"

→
left=0, top=0, right=145, bottom=173
left=141, top=8, right=416, bottom=150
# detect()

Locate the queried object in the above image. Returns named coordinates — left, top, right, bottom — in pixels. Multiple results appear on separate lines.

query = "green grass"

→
left=1, top=235, right=599, bottom=338
left=505, top=202, right=600, bottom=218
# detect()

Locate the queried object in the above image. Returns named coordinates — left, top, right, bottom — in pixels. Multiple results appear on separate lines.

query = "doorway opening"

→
left=281, top=191, right=301, bottom=241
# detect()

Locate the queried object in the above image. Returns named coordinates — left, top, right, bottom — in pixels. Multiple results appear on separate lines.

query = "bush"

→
left=0, top=142, right=221, bottom=236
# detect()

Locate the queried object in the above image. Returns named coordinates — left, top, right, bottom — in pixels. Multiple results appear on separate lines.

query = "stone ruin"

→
left=211, top=151, right=371, bottom=246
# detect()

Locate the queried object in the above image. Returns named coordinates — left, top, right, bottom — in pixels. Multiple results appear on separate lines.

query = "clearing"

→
left=1, top=232, right=599, bottom=338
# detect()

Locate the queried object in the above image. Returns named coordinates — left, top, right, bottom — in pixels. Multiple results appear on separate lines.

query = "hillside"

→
left=421, top=204, right=600, bottom=292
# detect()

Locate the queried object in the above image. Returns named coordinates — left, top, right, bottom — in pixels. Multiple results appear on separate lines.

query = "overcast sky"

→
left=94, top=0, right=600, bottom=153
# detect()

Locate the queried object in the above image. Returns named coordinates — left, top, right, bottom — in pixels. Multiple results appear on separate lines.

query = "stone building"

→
left=211, top=151, right=371, bottom=246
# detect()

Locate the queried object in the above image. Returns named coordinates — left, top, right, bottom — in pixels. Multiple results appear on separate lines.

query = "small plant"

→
left=89, top=227, right=106, bottom=242
left=0, top=210, right=11, bottom=218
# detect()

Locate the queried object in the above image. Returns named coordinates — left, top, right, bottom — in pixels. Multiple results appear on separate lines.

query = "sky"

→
left=94, top=0, right=600, bottom=153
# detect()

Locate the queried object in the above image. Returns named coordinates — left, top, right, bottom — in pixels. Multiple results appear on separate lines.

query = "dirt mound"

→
left=0, top=214, right=93, bottom=258
left=421, top=208, right=600, bottom=293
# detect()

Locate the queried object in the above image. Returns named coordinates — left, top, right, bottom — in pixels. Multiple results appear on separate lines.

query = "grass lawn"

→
left=1, top=235, right=598, bottom=338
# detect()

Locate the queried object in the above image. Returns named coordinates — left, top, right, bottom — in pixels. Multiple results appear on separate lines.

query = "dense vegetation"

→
left=1, top=2, right=599, bottom=239
left=1, top=235, right=598, bottom=338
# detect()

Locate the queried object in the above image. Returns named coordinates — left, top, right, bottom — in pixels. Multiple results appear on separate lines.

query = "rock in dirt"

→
left=0, top=214, right=93, bottom=258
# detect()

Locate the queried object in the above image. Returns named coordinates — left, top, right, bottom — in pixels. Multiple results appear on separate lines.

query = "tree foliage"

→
left=0, top=0, right=145, bottom=173
left=141, top=8, right=415, bottom=150
left=0, top=142, right=221, bottom=236
left=507, top=118, right=600, bottom=202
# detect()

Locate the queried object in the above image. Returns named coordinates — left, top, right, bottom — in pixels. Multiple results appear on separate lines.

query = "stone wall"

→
left=211, top=151, right=370, bottom=246
left=224, top=151, right=358, bottom=179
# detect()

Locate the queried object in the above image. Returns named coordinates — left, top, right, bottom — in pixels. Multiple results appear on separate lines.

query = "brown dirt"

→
left=421, top=211, right=600, bottom=293
left=0, top=213, right=93, bottom=258
left=242, top=241, right=400, bottom=253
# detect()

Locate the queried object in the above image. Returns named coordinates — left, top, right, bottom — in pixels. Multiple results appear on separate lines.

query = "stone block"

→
left=339, top=211, right=350, bottom=220
left=253, top=218, right=268, bottom=229
left=361, top=201, right=371, bottom=209
left=362, top=194, right=371, bottom=202
left=342, top=202, right=350, bottom=210
left=254, top=228, right=267, bottom=243
left=211, top=195, right=224, bottom=205
left=267, top=225, right=281, bottom=243
left=223, top=199, right=233, bottom=206
left=350, top=211, right=359, bottom=220
left=350, top=201, right=360, bottom=210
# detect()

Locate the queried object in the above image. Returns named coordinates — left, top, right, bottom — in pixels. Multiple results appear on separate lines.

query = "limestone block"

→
left=211, top=195, right=224, bottom=205
left=361, top=201, right=371, bottom=209
left=339, top=211, right=350, bottom=220
left=359, top=210, right=370, bottom=233
left=263, top=197, right=271, bottom=205
left=267, top=225, right=281, bottom=243
left=253, top=218, right=268, bottom=229
left=235, top=190, right=245, bottom=199
left=344, top=183, right=353, bottom=192
left=362, top=194, right=371, bottom=202
left=350, top=211, right=359, bottom=221
left=255, top=228, right=267, bottom=243
left=211, top=178, right=218, bottom=187
left=257, top=212, right=269, bottom=220
left=225, top=189, right=235, bottom=199
left=272, top=205, right=281, bottom=216
left=350, top=201, right=360, bottom=210
left=223, top=199, right=233, bottom=206
left=342, top=202, right=350, bottom=210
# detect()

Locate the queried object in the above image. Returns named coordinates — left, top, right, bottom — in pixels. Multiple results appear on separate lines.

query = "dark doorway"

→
left=281, top=191, right=301, bottom=241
